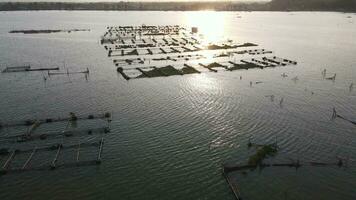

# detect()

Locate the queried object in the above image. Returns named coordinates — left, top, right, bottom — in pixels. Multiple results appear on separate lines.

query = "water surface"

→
left=0, top=11, right=355, bottom=200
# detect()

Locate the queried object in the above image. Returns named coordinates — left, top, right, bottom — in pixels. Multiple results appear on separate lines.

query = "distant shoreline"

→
left=0, top=1, right=355, bottom=12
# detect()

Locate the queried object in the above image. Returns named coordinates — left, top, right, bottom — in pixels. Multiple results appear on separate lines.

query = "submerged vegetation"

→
left=247, top=143, right=279, bottom=165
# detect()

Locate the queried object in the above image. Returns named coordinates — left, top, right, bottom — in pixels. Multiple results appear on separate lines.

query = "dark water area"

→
left=0, top=11, right=355, bottom=200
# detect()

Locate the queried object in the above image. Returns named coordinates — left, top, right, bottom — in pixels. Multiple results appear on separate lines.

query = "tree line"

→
left=0, top=0, right=355, bottom=12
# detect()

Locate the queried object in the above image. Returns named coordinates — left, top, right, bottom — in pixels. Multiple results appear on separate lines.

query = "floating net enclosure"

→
left=100, top=25, right=297, bottom=80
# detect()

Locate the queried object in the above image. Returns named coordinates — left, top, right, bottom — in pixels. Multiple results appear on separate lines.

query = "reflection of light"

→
left=201, top=51, right=216, bottom=64
left=184, top=11, right=227, bottom=44
left=187, top=73, right=218, bottom=92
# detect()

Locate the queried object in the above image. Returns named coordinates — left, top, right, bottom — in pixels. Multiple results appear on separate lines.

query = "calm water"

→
left=0, top=11, right=355, bottom=200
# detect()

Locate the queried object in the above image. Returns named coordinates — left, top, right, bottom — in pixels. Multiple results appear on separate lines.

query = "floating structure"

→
left=0, top=139, right=103, bottom=176
left=47, top=68, right=89, bottom=76
left=115, top=57, right=297, bottom=80
left=113, top=54, right=206, bottom=66
left=112, top=49, right=273, bottom=67
left=1, top=65, right=59, bottom=73
left=107, top=43, right=257, bottom=57
left=9, top=29, right=90, bottom=34
left=223, top=159, right=346, bottom=174
left=2, top=65, right=30, bottom=72
left=99, top=25, right=298, bottom=81
left=222, top=155, right=348, bottom=200
left=0, top=112, right=111, bottom=128
left=223, top=141, right=349, bottom=200
left=101, top=25, right=184, bottom=44
left=0, top=111, right=112, bottom=177
left=0, top=127, right=110, bottom=143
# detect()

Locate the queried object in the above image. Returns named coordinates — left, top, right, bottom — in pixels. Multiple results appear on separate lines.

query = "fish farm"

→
left=100, top=25, right=297, bottom=80
left=1, top=14, right=355, bottom=199
left=222, top=141, right=353, bottom=200
left=0, top=112, right=111, bottom=176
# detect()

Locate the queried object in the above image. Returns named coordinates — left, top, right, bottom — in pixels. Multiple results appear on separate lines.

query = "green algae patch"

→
left=248, top=144, right=279, bottom=166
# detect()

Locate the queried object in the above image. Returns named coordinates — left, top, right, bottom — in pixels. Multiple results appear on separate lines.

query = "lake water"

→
left=0, top=11, right=355, bottom=200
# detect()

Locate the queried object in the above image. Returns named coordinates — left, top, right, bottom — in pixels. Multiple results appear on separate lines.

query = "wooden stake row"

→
left=0, top=127, right=110, bottom=143
left=0, top=139, right=104, bottom=176
left=0, top=112, right=111, bottom=128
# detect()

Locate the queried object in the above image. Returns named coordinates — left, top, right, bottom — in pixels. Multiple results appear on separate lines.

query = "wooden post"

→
left=76, top=143, right=81, bottom=163
left=22, top=148, right=36, bottom=170
left=96, top=138, right=104, bottom=164
left=26, top=121, right=41, bottom=137
left=51, top=145, right=61, bottom=169
left=223, top=169, right=242, bottom=200
left=2, top=150, right=16, bottom=170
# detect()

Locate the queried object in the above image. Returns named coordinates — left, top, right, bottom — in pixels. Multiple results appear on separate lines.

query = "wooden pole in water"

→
left=76, top=142, right=81, bottom=163
left=51, top=145, right=62, bottom=169
left=2, top=150, right=16, bottom=170
left=26, top=121, right=41, bottom=137
left=96, top=138, right=104, bottom=164
left=223, top=169, right=242, bottom=200
left=22, top=148, right=36, bottom=170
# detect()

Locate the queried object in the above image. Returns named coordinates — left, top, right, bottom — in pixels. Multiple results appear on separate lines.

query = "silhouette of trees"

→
left=0, top=1, right=355, bottom=12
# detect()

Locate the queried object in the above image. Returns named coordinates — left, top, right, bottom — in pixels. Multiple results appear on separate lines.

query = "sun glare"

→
left=184, top=11, right=227, bottom=44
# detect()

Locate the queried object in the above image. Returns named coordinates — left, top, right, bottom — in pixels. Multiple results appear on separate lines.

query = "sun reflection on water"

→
left=184, top=11, right=227, bottom=45
left=182, top=12, right=228, bottom=92
left=186, top=72, right=219, bottom=92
